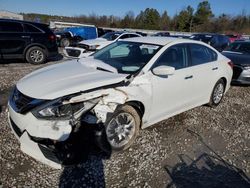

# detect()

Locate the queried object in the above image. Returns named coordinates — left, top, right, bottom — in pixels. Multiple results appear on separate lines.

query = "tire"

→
left=25, top=46, right=46, bottom=65
left=208, top=79, right=225, bottom=107
left=98, top=105, right=140, bottom=152
left=60, top=38, right=70, bottom=47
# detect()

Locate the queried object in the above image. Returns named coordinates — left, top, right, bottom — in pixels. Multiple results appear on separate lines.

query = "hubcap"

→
left=30, top=50, right=44, bottom=63
left=213, top=83, right=224, bottom=104
left=106, top=112, right=135, bottom=148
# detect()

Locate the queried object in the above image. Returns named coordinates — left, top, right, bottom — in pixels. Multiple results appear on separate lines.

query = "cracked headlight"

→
left=242, top=64, right=250, bottom=70
left=32, top=97, right=100, bottom=119
left=89, top=45, right=100, bottom=50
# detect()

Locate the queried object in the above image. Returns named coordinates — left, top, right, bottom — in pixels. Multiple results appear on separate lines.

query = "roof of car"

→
left=122, top=36, right=194, bottom=46
left=0, top=18, right=48, bottom=27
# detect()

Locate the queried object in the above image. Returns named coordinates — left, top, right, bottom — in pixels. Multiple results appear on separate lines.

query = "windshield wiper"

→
left=96, top=66, right=114, bottom=73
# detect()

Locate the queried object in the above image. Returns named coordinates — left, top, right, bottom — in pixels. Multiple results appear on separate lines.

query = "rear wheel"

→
left=208, top=79, right=225, bottom=107
left=98, top=105, right=140, bottom=152
left=25, top=46, right=46, bottom=65
left=60, top=38, right=70, bottom=47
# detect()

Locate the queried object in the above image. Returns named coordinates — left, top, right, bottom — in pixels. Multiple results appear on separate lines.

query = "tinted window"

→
left=227, top=42, right=250, bottom=54
left=154, top=44, right=188, bottom=70
left=190, top=44, right=217, bottom=66
left=24, top=24, right=42, bottom=33
left=129, top=34, right=140, bottom=38
left=119, top=34, right=130, bottom=39
left=0, top=21, right=23, bottom=32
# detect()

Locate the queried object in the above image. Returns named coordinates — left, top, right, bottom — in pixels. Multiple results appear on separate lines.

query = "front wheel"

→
left=99, top=105, right=140, bottom=152
left=208, top=79, right=225, bottom=107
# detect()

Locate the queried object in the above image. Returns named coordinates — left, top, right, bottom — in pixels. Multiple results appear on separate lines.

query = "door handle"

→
left=185, top=75, right=193, bottom=79
left=21, top=36, right=30, bottom=38
left=212, top=67, right=218, bottom=70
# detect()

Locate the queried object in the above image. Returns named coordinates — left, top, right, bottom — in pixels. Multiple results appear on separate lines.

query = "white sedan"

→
left=8, top=37, right=233, bottom=168
left=64, top=31, right=142, bottom=58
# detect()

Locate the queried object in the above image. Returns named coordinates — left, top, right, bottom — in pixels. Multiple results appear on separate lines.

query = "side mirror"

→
left=152, top=65, right=175, bottom=76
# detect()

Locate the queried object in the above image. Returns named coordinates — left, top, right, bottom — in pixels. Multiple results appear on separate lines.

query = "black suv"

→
left=0, top=19, right=58, bottom=64
left=190, top=33, right=230, bottom=52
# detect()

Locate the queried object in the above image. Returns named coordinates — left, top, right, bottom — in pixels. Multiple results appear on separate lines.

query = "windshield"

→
left=101, top=32, right=121, bottom=41
left=225, top=42, right=250, bottom=54
left=93, top=41, right=162, bottom=74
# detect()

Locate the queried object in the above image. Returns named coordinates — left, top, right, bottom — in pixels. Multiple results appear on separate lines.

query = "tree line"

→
left=23, top=1, right=250, bottom=34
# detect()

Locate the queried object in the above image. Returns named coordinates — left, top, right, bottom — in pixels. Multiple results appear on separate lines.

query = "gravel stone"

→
left=0, top=57, right=249, bottom=187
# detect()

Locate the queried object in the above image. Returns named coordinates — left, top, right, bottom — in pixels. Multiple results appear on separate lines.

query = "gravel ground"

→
left=0, top=58, right=249, bottom=188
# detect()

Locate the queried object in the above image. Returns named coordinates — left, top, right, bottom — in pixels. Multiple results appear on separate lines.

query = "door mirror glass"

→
left=152, top=65, right=175, bottom=76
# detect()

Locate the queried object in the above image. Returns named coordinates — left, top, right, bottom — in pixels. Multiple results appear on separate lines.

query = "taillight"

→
left=228, top=61, right=234, bottom=69
left=48, top=34, right=56, bottom=41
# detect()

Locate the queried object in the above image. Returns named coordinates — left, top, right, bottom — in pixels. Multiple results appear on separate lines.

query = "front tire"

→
left=208, top=79, right=225, bottom=107
left=25, top=46, right=46, bottom=65
left=101, top=105, right=140, bottom=152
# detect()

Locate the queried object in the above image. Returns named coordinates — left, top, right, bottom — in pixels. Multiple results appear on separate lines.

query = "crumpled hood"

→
left=17, top=59, right=127, bottom=100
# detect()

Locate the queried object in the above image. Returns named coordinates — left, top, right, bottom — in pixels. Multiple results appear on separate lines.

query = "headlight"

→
left=32, top=97, right=100, bottom=119
left=89, top=45, right=100, bottom=50
left=242, top=64, right=250, bottom=70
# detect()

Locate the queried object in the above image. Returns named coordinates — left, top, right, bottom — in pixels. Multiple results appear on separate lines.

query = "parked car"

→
left=226, top=34, right=243, bottom=43
left=190, top=33, right=230, bottom=52
left=64, top=31, right=142, bottom=58
left=55, top=25, right=98, bottom=47
left=222, top=41, right=250, bottom=84
left=0, top=19, right=58, bottom=64
left=152, top=32, right=170, bottom=37
left=8, top=37, right=232, bottom=168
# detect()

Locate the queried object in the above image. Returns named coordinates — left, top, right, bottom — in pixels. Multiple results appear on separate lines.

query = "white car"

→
left=8, top=37, right=233, bottom=168
left=64, top=31, right=142, bottom=58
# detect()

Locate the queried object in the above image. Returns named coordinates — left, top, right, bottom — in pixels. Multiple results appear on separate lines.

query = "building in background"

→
left=0, top=10, right=23, bottom=20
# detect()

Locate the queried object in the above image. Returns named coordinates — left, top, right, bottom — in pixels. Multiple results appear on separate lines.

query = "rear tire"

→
left=208, top=79, right=225, bottom=107
left=25, top=46, right=46, bottom=65
left=60, top=38, right=70, bottom=47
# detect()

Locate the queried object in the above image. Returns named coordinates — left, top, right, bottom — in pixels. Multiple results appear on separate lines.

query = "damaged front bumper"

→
left=7, top=103, right=73, bottom=169
left=7, top=88, right=127, bottom=168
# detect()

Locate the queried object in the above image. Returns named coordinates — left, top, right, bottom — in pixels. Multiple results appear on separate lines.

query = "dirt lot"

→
left=0, top=57, right=249, bottom=188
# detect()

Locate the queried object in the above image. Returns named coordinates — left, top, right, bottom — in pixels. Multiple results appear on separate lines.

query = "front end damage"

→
left=8, top=87, right=128, bottom=169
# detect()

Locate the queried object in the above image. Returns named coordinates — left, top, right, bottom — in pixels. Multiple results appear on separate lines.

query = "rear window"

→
left=190, top=44, right=218, bottom=66
left=0, top=21, right=23, bottom=32
left=226, top=42, right=250, bottom=54
left=24, top=24, right=42, bottom=33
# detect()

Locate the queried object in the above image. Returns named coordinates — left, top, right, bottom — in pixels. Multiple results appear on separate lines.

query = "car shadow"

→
left=0, top=87, right=12, bottom=114
left=165, top=130, right=250, bottom=188
left=59, top=124, right=111, bottom=188
left=0, top=53, right=63, bottom=65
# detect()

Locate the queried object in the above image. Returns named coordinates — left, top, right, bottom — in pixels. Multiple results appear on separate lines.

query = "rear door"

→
left=0, top=21, right=30, bottom=59
left=187, top=43, right=219, bottom=105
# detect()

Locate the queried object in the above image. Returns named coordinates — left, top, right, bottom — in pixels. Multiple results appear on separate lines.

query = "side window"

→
left=119, top=34, right=130, bottom=39
left=239, top=43, right=250, bottom=54
left=154, top=44, right=188, bottom=70
left=129, top=34, right=139, bottom=38
left=190, top=44, right=217, bottom=66
left=24, top=24, right=42, bottom=33
left=0, top=21, right=23, bottom=32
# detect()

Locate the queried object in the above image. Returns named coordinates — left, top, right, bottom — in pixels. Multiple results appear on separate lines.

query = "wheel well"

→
left=125, top=101, right=145, bottom=118
left=220, top=77, right=227, bottom=87
left=24, top=44, right=48, bottom=57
